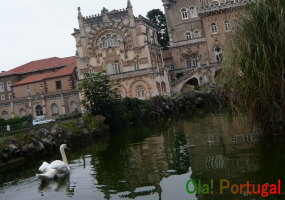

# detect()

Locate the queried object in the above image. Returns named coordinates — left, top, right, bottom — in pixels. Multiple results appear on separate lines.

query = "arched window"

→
left=193, top=29, right=201, bottom=38
left=156, top=82, right=161, bottom=95
left=71, top=101, right=78, bottom=113
left=114, top=61, right=121, bottom=74
left=51, top=103, right=59, bottom=116
left=136, top=87, right=146, bottom=99
left=35, top=105, right=43, bottom=116
left=19, top=108, right=26, bottom=117
left=187, top=57, right=198, bottom=68
left=189, top=7, right=197, bottom=18
left=181, top=8, right=188, bottom=20
left=161, top=81, right=167, bottom=95
left=224, top=20, right=231, bottom=31
left=185, top=32, right=192, bottom=40
left=101, top=34, right=120, bottom=48
left=112, top=35, right=119, bottom=46
left=214, top=46, right=223, bottom=63
left=2, top=111, right=8, bottom=120
left=211, top=0, right=220, bottom=6
left=89, top=68, right=95, bottom=74
left=134, top=61, right=139, bottom=70
left=106, top=63, right=113, bottom=74
left=211, top=22, right=218, bottom=34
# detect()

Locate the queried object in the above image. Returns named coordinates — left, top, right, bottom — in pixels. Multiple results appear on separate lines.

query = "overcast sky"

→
left=0, top=0, right=164, bottom=72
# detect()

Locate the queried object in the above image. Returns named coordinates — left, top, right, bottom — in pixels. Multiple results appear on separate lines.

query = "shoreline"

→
left=0, top=89, right=224, bottom=170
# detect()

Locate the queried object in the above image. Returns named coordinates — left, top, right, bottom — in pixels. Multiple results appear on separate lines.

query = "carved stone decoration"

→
left=73, top=4, right=170, bottom=99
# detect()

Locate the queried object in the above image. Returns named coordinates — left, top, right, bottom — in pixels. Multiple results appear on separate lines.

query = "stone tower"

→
left=73, top=1, right=171, bottom=100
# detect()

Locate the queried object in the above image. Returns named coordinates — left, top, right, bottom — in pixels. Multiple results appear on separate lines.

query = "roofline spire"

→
left=77, top=6, right=83, bottom=19
left=127, top=0, right=132, bottom=8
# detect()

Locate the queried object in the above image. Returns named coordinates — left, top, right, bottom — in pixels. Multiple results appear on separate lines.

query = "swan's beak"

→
left=66, top=147, right=71, bottom=150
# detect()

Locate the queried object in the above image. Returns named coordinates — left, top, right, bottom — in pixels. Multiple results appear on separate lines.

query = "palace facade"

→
left=72, top=0, right=171, bottom=100
left=162, top=0, right=251, bottom=94
left=0, top=0, right=253, bottom=120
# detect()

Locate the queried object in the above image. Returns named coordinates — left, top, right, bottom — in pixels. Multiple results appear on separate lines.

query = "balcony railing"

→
left=108, top=67, right=157, bottom=80
left=169, top=63, right=220, bottom=86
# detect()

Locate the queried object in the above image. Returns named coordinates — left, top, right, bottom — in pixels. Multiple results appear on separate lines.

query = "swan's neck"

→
left=60, top=147, right=68, bottom=164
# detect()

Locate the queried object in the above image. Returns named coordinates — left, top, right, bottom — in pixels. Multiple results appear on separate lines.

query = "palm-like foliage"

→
left=220, top=0, right=285, bottom=132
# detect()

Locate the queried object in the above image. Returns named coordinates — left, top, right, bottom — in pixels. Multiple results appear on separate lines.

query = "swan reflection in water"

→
left=38, top=174, right=75, bottom=196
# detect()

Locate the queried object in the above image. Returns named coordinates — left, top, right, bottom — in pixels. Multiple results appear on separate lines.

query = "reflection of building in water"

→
left=94, top=122, right=191, bottom=199
left=180, top=115, right=261, bottom=200
left=93, top=114, right=261, bottom=200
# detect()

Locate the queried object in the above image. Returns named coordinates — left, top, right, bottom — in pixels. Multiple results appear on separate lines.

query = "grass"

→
left=219, top=0, right=285, bottom=132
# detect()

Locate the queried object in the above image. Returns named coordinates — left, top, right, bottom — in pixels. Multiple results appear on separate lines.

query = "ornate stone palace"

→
left=162, top=0, right=252, bottom=94
left=72, top=0, right=170, bottom=100
left=0, top=0, right=253, bottom=120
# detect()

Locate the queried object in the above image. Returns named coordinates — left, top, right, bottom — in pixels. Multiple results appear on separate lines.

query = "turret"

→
left=77, top=7, right=84, bottom=30
left=127, top=0, right=135, bottom=27
left=127, top=0, right=134, bottom=16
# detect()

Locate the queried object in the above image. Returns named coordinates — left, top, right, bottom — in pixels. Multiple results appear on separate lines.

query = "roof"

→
left=0, top=56, right=76, bottom=77
left=162, top=50, right=172, bottom=60
left=12, top=61, right=77, bottom=87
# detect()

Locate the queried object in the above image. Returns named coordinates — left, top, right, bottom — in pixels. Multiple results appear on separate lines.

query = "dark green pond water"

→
left=1, top=112, right=285, bottom=200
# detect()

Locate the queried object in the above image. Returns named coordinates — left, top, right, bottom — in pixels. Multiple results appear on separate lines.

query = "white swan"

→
left=37, top=144, right=70, bottom=179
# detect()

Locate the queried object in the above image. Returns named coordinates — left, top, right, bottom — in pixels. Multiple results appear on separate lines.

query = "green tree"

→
left=219, top=0, right=285, bottom=132
left=147, top=9, right=169, bottom=50
left=78, top=72, right=121, bottom=126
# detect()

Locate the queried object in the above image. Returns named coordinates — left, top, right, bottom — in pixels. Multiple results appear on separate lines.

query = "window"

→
left=51, top=103, right=59, bottom=116
left=89, top=68, right=95, bottom=74
left=0, top=94, right=5, bottom=100
left=136, top=87, right=145, bottom=99
left=187, top=57, right=198, bottom=68
left=0, top=83, right=4, bottom=92
left=71, top=101, right=78, bottom=113
left=56, top=81, right=62, bottom=90
left=2, top=111, right=8, bottom=120
left=193, top=29, right=201, bottom=38
left=231, top=136, right=237, bottom=144
left=214, top=46, right=223, bottom=63
left=6, top=81, right=12, bottom=91
left=189, top=7, right=197, bottom=18
left=224, top=20, right=231, bottom=31
left=20, top=108, right=26, bottom=117
left=245, top=135, right=253, bottom=144
left=211, top=22, right=218, bottom=34
left=156, top=82, right=161, bottom=95
left=101, top=34, right=120, bottom=48
left=185, top=32, right=192, bottom=40
left=211, top=0, right=220, bottom=6
left=36, top=105, right=43, bottom=116
left=134, top=61, right=139, bottom=70
left=106, top=63, right=113, bottom=74
left=161, top=81, right=167, bottom=95
left=114, top=61, right=121, bottom=74
left=181, top=8, right=188, bottom=20
left=8, top=93, right=13, bottom=100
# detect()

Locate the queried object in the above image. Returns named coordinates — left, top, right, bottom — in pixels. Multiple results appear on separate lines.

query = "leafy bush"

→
left=79, top=71, right=122, bottom=127
left=120, top=97, right=149, bottom=124
left=60, top=119, right=82, bottom=134
left=82, top=113, right=103, bottom=132
left=0, top=115, right=32, bottom=131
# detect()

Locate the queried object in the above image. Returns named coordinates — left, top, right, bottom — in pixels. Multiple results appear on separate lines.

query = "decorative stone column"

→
left=10, top=101, right=14, bottom=118
left=60, top=93, right=66, bottom=115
